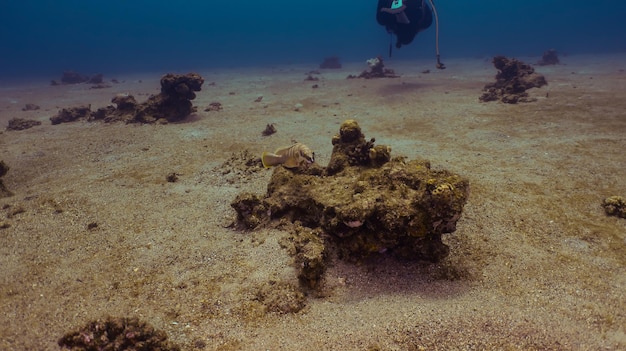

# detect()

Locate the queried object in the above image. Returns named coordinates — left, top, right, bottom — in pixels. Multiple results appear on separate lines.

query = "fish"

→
left=261, top=143, right=315, bottom=169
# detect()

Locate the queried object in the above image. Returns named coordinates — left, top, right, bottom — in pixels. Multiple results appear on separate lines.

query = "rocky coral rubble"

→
left=231, top=119, right=470, bottom=288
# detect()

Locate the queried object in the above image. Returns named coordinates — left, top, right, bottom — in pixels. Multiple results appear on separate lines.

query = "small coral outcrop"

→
left=479, top=56, right=547, bottom=103
left=6, top=117, right=42, bottom=131
left=232, top=120, right=470, bottom=287
left=50, top=105, right=92, bottom=125
left=347, top=56, right=399, bottom=79
left=537, top=49, right=560, bottom=66
left=58, top=316, right=181, bottom=351
left=95, top=72, right=204, bottom=123
left=50, top=73, right=204, bottom=125
left=0, top=161, right=12, bottom=198
left=602, top=196, right=626, bottom=219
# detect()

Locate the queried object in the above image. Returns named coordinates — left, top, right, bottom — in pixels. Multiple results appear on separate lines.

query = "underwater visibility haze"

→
left=1, top=0, right=625, bottom=79
left=2, top=1, right=626, bottom=351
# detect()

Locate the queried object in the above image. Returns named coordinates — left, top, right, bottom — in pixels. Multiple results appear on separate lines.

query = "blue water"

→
left=1, top=0, right=625, bottom=79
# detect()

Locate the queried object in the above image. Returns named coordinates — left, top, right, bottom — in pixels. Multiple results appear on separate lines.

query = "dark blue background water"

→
left=1, top=0, right=625, bottom=80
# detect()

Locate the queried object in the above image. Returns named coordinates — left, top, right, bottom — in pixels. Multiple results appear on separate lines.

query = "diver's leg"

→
left=395, top=11, right=410, bottom=24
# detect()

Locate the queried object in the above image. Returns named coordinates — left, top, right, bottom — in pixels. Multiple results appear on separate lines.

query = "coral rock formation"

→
left=320, top=56, right=342, bottom=69
left=6, top=117, right=41, bottom=131
left=21, top=103, right=40, bottom=111
left=479, top=56, right=547, bottom=103
left=98, top=73, right=204, bottom=123
left=50, top=105, right=92, bottom=125
left=537, top=49, right=560, bottom=66
left=51, top=73, right=204, bottom=124
left=232, top=119, right=470, bottom=279
left=602, top=196, right=626, bottom=219
left=347, top=56, right=399, bottom=79
left=58, top=316, right=181, bottom=351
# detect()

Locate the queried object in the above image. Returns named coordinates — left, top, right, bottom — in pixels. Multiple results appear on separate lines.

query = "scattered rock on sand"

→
left=96, top=72, right=204, bottom=123
left=602, top=196, right=626, bottom=218
left=51, top=73, right=204, bottom=124
left=261, top=123, right=276, bottom=136
left=58, top=316, right=181, bottom=351
left=21, top=103, right=40, bottom=111
left=6, top=117, right=42, bottom=131
left=479, top=56, right=547, bottom=103
left=204, top=102, right=222, bottom=112
left=347, top=56, right=399, bottom=79
left=537, top=48, right=560, bottom=66
left=50, top=105, right=92, bottom=125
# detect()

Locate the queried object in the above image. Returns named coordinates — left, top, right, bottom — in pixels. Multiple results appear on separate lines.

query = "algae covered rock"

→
left=50, top=105, right=92, bottom=125
left=602, top=196, right=626, bottom=219
left=6, top=117, right=42, bottom=131
left=90, top=73, right=204, bottom=124
left=479, top=56, right=547, bottom=103
left=279, top=223, right=327, bottom=289
left=232, top=120, right=470, bottom=265
left=50, top=73, right=204, bottom=125
left=327, top=118, right=390, bottom=174
left=58, top=316, right=181, bottom=351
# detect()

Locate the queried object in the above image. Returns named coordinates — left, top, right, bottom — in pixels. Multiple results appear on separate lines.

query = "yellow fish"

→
left=261, top=143, right=315, bottom=169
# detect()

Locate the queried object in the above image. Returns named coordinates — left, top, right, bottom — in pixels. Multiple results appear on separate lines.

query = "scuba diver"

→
left=376, top=0, right=445, bottom=69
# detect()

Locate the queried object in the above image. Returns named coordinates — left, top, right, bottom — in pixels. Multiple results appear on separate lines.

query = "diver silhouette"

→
left=376, top=0, right=445, bottom=69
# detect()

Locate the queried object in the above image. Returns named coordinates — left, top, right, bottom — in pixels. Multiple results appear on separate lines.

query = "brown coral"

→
left=479, top=56, right=547, bottom=103
left=602, top=196, right=626, bottom=219
left=346, top=56, right=399, bottom=79
left=231, top=120, right=469, bottom=264
left=58, top=316, right=181, bottom=351
left=51, top=73, right=205, bottom=125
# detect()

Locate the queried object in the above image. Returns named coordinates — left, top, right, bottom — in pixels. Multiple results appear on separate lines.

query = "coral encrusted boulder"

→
left=58, top=316, right=180, bottom=351
left=92, top=72, right=204, bottom=124
left=232, top=120, right=470, bottom=264
left=480, top=56, right=547, bottom=103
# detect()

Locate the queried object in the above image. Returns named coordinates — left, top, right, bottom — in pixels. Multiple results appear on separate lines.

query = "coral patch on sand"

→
left=6, top=117, right=42, bottom=131
left=347, top=56, right=399, bottom=79
left=602, top=196, right=626, bottom=219
left=58, top=316, right=181, bottom=351
left=479, top=56, right=547, bottom=103
left=50, top=73, right=204, bottom=124
left=231, top=120, right=470, bottom=288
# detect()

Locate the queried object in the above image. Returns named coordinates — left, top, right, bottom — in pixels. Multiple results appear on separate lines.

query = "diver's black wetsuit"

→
left=376, top=0, right=433, bottom=48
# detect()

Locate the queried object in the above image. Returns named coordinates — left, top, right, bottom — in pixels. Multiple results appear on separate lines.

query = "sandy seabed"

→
left=0, top=54, right=625, bottom=350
